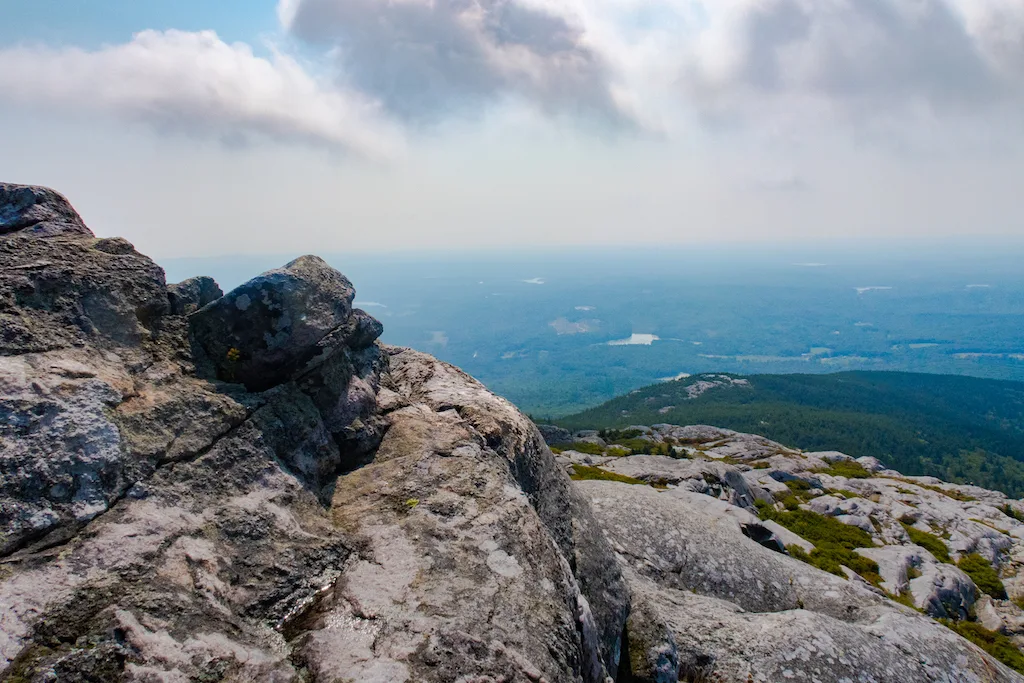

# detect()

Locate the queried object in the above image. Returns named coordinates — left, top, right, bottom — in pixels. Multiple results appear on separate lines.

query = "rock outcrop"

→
left=0, top=184, right=627, bottom=682
left=2, top=183, right=1022, bottom=682
left=554, top=424, right=1024, bottom=680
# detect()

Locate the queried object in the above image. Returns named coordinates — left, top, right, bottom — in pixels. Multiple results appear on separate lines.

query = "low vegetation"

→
left=957, top=553, right=1007, bottom=599
left=758, top=503, right=882, bottom=586
left=553, top=441, right=605, bottom=456
left=569, top=464, right=647, bottom=486
left=818, top=460, right=872, bottom=479
left=1001, top=504, right=1024, bottom=523
left=900, top=523, right=951, bottom=563
left=940, top=620, right=1024, bottom=674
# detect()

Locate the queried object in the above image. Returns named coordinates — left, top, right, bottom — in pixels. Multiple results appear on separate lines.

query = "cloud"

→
left=279, top=0, right=637, bottom=124
left=0, top=30, right=403, bottom=159
left=684, top=0, right=1024, bottom=123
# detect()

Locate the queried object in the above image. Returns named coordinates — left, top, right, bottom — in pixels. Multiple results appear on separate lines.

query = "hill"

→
left=558, top=371, right=1024, bottom=496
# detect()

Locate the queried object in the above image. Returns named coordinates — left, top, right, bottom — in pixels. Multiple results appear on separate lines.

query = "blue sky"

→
left=0, top=0, right=1022, bottom=257
left=0, top=1, right=279, bottom=47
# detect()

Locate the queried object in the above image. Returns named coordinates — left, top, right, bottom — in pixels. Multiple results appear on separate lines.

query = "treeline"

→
left=558, top=371, right=1024, bottom=497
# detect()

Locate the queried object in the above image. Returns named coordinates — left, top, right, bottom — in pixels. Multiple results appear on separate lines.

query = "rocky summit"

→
left=0, top=183, right=1021, bottom=683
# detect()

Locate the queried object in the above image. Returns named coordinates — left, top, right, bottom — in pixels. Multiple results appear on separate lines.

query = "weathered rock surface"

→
left=557, top=423, right=1024, bottom=680
left=166, top=275, right=222, bottom=315
left=0, top=185, right=629, bottom=682
left=0, top=183, right=91, bottom=237
left=582, top=480, right=1022, bottom=682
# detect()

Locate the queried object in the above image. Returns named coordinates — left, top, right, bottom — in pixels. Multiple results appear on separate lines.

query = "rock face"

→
left=0, top=183, right=91, bottom=237
left=0, top=185, right=627, bottom=682
left=1, top=184, right=1022, bottom=682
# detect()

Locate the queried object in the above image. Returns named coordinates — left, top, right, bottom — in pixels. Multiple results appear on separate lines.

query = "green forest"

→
left=557, top=371, right=1024, bottom=497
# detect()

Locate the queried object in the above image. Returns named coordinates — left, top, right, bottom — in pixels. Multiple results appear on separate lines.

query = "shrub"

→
left=958, top=553, right=1007, bottom=599
left=1000, top=504, right=1024, bottom=523
left=940, top=620, right=1024, bottom=674
left=901, top=523, right=951, bottom=563
left=554, top=441, right=605, bottom=456
left=569, top=464, right=646, bottom=486
left=611, top=437, right=654, bottom=452
left=819, top=460, right=872, bottom=479
left=752, top=461, right=771, bottom=469
left=765, top=507, right=881, bottom=586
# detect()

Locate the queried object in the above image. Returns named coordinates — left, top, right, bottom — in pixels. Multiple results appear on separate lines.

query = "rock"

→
left=167, top=275, right=223, bottom=315
left=601, top=455, right=769, bottom=510
left=856, top=544, right=929, bottom=596
left=763, top=519, right=815, bottom=553
left=857, top=456, right=886, bottom=472
left=909, top=562, right=978, bottom=620
left=579, top=480, right=1023, bottom=682
left=808, top=450, right=855, bottom=462
left=836, top=513, right=875, bottom=533
left=537, top=423, right=572, bottom=445
left=1, top=225, right=171, bottom=354
left=978, top=595, right=1007, bottom=633
left=620, top=579, right=679, bottom=683
left=189, top=255, right=377, bottom=391
left=383, top=348, right=630, bottom=681
left=0, top=183, right=92, bottom=237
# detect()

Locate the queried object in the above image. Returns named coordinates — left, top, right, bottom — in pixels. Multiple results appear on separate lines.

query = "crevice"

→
left=0, top=406, right=257, bottom=563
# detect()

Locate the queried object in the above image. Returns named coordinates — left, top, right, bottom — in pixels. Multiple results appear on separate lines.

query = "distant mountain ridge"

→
left=558, top=370, right=1024, bottom=496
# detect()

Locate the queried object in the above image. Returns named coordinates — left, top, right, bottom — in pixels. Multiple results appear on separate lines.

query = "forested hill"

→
left=558, top=371, right=1024, bottom=497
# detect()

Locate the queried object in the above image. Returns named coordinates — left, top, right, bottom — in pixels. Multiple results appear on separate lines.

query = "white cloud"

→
left=0, top=29, right=403, bottom=159
left=279, top=0, right=638, bottom=124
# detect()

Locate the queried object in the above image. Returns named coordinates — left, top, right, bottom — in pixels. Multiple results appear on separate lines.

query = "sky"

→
left=0, top=0, right=1022, bottom=257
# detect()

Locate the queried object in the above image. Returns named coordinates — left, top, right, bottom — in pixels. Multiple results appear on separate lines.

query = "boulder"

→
left=909, top=562, right=978, bottom=620
left=167, top=275, right=223, bottom=315
left=578, top=480, right=1023, bottom=681
left=0, top=183, right=92, bottom=237
left=1, top=227, right=170, bottom=354
left=537, top=423, right=572, bottom=445
left=808, top=450, right=855, bottom=462
left=189, top=255, right=378, bottom=391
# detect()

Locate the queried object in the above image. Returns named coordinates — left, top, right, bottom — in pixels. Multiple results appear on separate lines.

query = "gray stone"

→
left=166, top=275, right=223, bottom=315
left=910, top=561, right=978, bottom=620
left=189, top=255, right=377, bottom=391
left=579, top=480, right=1023, bottom=682
left=537, top=423, right=572, bottom=445
left=0, top=183, right=92, bottom=237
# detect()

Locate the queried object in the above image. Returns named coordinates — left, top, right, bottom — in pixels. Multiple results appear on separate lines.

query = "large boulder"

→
left=910, top=562, right=979, bottom=620
left=189, top=255, right=379, bottom=391
left=0, top=185, right=632, bottom=682
left=0, top=183, right=92, bottom=237
left=578, top=480, right=1024, bottom=682
left=0, top=233, right=171, bottom=353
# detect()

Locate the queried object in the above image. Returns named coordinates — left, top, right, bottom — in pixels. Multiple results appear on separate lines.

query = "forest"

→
left=557, top=371, right=1024, bottom=497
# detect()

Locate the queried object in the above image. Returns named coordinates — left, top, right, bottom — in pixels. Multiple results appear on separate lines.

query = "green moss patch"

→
left=569, top=464, right=647, bottom=486
left=900, top=523, right=951, bottom=563
left=761, top=506, right=881, bottom=586
left=818, top=460, right=872, bottom=479
left=957, top=553, right=1007, bottom=599
left=554, top=441, right=605, bottom=456
left=941, top=620, right=1024, bottom=674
